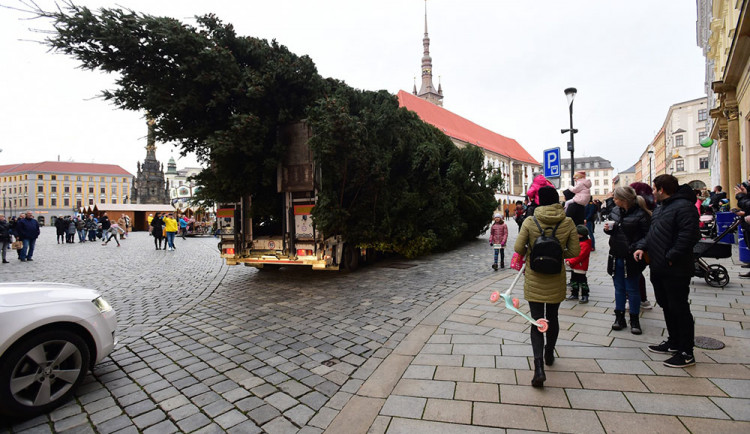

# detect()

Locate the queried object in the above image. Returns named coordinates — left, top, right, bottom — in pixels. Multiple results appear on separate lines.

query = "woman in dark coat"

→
left=150, top=213, right=166, bottom=250
left=603, top=186, right=651, bottom=335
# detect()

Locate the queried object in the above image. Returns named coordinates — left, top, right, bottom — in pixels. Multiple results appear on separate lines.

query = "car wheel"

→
left=0, top=329, right=90, bottom=419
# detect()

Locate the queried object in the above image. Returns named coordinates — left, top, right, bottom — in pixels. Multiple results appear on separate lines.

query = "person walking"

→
left=0, top=215, right=10, bottom=264
left=514, top=186, right=579, bottom=388
left=584, top=199, right=597, bottom=251
left=163, top=213, right=179, bottom=251
left=76, top=217, right=86, bottom=242
left=117, top=215, right=127, bottom=240
left=86, top=215, right=98, bottom=242
left=66, top=217, right=77, bottom=243
left=603, top=186, right=650, bottom=335
left=635, top=175, right=700, bottom=367
left=11, top=214, right=23, bottom=260
left=489, top=213, right=508, bottom=270
left=54, top=216, right=66, bottom=244
left=179, top=215, right=189, bottom=239
left=16, top=211, right=40, bottom=262
left=99, top=213, right=111, bottom=240
left=150, top=213, right=166, bottom=250
left=630, top=182, right=657, bottom=309
left=102, top=223, right=124, bottom=247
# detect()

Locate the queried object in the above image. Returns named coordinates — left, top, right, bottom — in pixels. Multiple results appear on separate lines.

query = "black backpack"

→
left=529, top=217, right=563, bottom=274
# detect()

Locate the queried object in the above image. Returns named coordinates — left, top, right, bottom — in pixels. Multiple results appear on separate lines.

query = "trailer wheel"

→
left=258, top=264, right=281, bottom=271
left=343, top=244, right=360, bottom=271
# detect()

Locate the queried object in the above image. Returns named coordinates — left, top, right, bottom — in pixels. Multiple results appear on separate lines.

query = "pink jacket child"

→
left=526, top=175, right=555, bottom=205
left=565, top=172, right=592, bottom=209
left=489, top=214, right=508, bottom=270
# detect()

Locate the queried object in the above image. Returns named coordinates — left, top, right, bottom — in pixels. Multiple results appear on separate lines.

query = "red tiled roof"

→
left=0, top=162, right=133, bottom=176
left=397, top=90, right=539, bottom=166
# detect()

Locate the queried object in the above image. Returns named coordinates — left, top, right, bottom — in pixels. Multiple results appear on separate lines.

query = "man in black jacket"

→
left=634, top=175, right=700, bottom=368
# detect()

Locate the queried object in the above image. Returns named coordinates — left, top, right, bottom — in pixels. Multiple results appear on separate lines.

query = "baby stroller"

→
left=693, top=213, right=742, bottom=287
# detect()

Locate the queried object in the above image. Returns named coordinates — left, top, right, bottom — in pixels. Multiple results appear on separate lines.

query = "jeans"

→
left=613, top=258, right=640, bottom=315
left=78, top=229, right=86, bottom=242
left=651, top=274, right=694, bottom=354
left=1, top=240, right=8, bottom=261
left=585, top=220, right=595, bottom=250
left=88, top=229, right=97, bottom=241
left=166, top=231, right=176, bottom=249
left=493, top=246, right=505, bottom=265
left=20, top=238, right=36, bottom=260
left=528, top=302, right=560, bottom=360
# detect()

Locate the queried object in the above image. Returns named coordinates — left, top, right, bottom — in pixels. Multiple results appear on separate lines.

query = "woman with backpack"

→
left=514, top=186, right=579, bottom=388
left=603, top=186, right=651, bottom=335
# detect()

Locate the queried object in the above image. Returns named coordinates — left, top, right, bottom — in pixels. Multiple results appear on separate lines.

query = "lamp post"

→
left=561, top=88, right=578, bottom=185
left=648, top=150, right=654, bottom=185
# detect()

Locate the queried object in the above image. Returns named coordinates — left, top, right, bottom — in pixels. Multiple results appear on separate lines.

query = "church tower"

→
left=131, top=117, right=171, bottom=204
left=413, top=0, right=443, bottom=106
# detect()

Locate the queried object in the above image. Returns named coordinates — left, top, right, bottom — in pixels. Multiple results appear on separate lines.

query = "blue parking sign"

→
left=543, top=148, right=561, bottom=178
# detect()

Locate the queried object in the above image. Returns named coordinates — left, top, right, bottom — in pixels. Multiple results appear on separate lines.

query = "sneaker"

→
left=648, top=341, right=677, bottom=354
left=640, top=300, right=653, bottom=310
left=566, top=294, right=578, bottom=301
left=579, top=296, right=589, bottom=304
left=492, top=263, right=498, bottom=270
left=26, top=258, right=33, bottom=261
left=663, top=352, right=695, bottom=368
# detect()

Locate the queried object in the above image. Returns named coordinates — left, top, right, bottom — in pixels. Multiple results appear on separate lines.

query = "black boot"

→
left=531, top=358, right=546, bottom=388
left=630, top=314, right=642, bottom=335
left=612, top=310, right=627, bottom=331
left=567, top=283, right=579, bottom=300
left=544, top=345, right=555, bottom=366
left=579, top=283, right=590, bottom=304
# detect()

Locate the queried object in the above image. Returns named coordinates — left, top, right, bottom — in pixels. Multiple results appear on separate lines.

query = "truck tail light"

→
left=224, top=248, right=235, bottom=255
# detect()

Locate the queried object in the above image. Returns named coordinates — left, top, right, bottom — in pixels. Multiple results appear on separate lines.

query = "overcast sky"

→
left=0, top=0, right=706, bottom=177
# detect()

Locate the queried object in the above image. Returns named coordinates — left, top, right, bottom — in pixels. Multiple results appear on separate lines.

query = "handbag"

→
left=11, top=241, right=23, bottom=250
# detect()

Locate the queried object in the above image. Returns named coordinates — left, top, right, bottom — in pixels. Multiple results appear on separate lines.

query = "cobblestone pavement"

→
left=2, top=224, right=750, bottom=433
left=1, top=227, right=499, bottom=433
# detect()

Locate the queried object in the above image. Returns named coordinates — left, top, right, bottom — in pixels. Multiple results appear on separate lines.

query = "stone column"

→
left=726, top=104, right=741, bottom=208
left=718, top=127, right=729, bottom=196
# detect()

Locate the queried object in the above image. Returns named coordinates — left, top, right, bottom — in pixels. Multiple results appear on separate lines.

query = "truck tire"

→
left=343, top=244, right=360, bottom=271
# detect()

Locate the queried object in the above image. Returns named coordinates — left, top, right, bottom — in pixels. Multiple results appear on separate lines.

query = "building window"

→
left=64, top=186, right=69, bottom=193
left=100, top=198, right=105, bottom=204
left=37, top=185, right=43, bottom=193
left=89, top=199, right=94, bottom=206
left=700, top=157, right=709, bottom=170
left=594, top=179, right=599, bottom=186
left=77, top=187, right=82, bottom=193
left=594, top=171, right=599, bottom=177
left=76, top=176, right=81, bottom=181
left=51, top=185, right=57, bottom=193
left=76, top=200, right=82, bottom=208
left=51, top=198, right=57, bottom=207
left=675, top=135, right=684, bottom=147
left=604, top=179, right=609, bottom=185
left=112, top=199, right=117, bottom=204
left=89, top=187, right=94, bottom=194
left=594, top=189, right=599, bottom=195
left=38, top=198, right=43, bottom=206
left=99, top=177, right=104, bottom=182
left=698, top=109, right=708, bottom=121
left=676, top=160, right=685, bottom=172
left=699, top=131, right=708, bottom=141
left=37, top=175, right=43, bottom=180
left=603, top=188, right=609, bottom=194
left=51, top=175, right=56, bottom=180
left=64, top=198, right=70, bottom=207
left=100, top=187, right=105, bottom=194
left=64, top=176, right=69, bottom=181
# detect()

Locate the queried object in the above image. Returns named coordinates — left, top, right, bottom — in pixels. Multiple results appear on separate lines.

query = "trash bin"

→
left=715, top=212, right=735, bottom=244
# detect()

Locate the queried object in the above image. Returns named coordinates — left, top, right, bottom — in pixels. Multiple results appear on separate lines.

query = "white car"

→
left=0, top=282, right=117, bottom=419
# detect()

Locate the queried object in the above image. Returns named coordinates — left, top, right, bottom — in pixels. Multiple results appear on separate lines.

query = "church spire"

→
left=417, top=0, right=443, bottom=106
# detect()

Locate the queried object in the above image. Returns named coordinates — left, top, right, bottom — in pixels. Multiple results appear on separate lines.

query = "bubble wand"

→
left=489, top=263, right=549, bottom=333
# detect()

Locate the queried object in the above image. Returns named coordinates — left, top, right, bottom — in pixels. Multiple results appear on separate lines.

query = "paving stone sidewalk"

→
left=328, top=224, right=750, bottom=433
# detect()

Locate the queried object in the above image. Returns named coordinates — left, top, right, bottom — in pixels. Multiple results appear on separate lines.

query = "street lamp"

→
left=561, top=87, right=578, bottom=185
left=648, top=150, right=654, bottom=185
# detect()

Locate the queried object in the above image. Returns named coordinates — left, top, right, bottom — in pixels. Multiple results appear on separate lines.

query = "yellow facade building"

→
left=0, top=162, right=133, bottom=225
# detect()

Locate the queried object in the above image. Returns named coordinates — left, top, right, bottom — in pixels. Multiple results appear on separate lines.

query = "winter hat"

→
left=493, top=213, right=502, bottom=219
left=538, top=186, right=560, bottom=206
left=576, top=224, right=589, bottom=237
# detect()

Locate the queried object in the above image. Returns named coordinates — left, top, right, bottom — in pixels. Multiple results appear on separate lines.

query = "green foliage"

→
left=42, top=4, right=498, bottom=257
